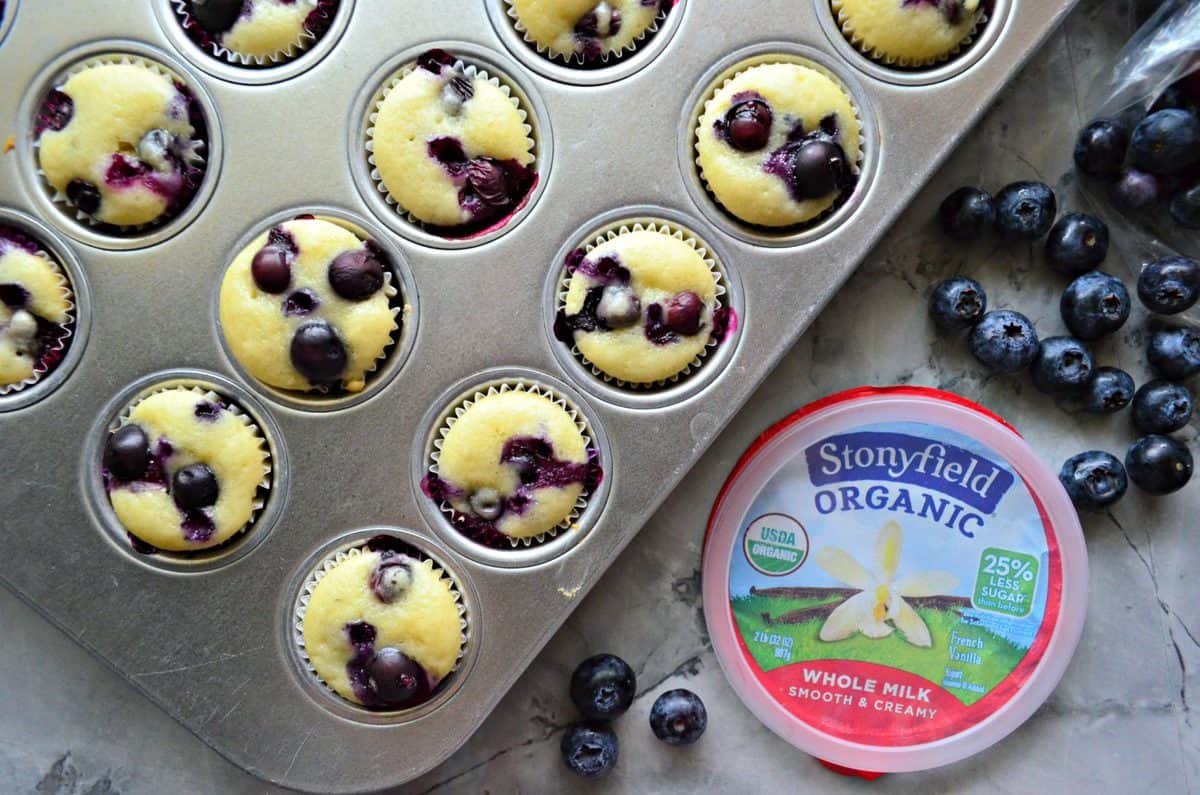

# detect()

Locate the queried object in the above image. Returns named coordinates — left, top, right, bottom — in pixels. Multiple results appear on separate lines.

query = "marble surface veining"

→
left=4, top=0, right=1198, bottom=792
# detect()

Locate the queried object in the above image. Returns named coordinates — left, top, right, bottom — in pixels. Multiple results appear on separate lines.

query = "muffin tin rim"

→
left=14, top=38, right=225, bottom=251
left=79, top=367, right=289, bottom=575
left=0, top=0, right=17, bottom=48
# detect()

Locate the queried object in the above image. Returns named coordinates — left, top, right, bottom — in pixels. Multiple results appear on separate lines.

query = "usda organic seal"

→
left=743, top=513, right=809, bottom=575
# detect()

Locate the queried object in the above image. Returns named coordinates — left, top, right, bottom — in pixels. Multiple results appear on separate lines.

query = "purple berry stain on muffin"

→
left=902, top=0, right=967, bottom=25
left=0, top=230, right=72, bottom=379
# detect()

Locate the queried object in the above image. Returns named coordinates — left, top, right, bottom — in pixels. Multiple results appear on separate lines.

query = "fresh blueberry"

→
left=561, top=721, right=618, bottom=779
left=1031, top=336, right=1094, bottom=394
left=172, top=463, right=219, bottom=510
left=1137, top=255, right=1200, bottom=315
left=1060, top=271, right=1131, bottom=340
left=187, top=0, right=243, bottom=34
left=104, top=424, right=150, bottom=481
left=1169, top=183, right=1200, bottom=229
left=1044, top=212, right=1109, bottom=275
left=723, top=99, right=773, bottom=152
left=328, top=249, right=385, bottom=301
left=1080, top=367, right=1135, bottom=413
left=1132, top=380, right=1194, bottom=434
left=368, top=647, right=429, bottom=707
left=595, top=285, right=641, bottom=329
left=1148, top=327, right=1200, bottom=381
left=251, top=245, right=292, bottom=294
left=1130, top=109, right=1200, bottom=174
left=1151, top=82, right=1200, bottom=117
left=1126, top=435, right=1193, bottom=495
left=649, top=689, right=708, bottom=746
left=968, top=310, right=1039, bottom=373
left=1110, top=169, right=1161, bottom=212
left=791, top=139, right=849, bottom=200
left=929, top=276, right=987, bottom=331
left=993, top=181, right=1056, bottom=241
left=66, top=179, right=101, bottom=216
left=664, top=292, right=703, bottom=336
left=290, top=321, right=347, bottom=383
left=938, top=187, right=995, bottom=241
left=1059, top=451, right=1128, bottom=510
left=1074, top=119, right=1129, bottom=178
left=570, top=654, right=635, bottom=721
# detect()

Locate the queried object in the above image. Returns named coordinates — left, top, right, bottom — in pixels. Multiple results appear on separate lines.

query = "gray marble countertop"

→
left=5, top=1, right=1198, bottom=792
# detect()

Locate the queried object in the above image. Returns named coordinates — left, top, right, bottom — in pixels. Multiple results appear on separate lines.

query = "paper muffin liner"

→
left=32, top=53, right=209, bottom=234
left=169, top=0, right=337, bottom=67
left=503, top=0, right=672, bottom=67
left=292, top=541, right=469, bottom=710
left=0, top=239, right=76, bottom=397
left=831, top=0, right=988, bottom=68
left=554, top=219, right=730, bottom=391
left=363, top=54, right=536, bottom=236
left=104, top=383, right=273, bottom=555
left=426, top=380, right=600, bottom=549
left=692, top=54, right=867, bottom=233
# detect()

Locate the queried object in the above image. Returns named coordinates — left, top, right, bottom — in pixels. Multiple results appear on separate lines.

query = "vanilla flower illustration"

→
left=813, top=521, right=958, bottom=647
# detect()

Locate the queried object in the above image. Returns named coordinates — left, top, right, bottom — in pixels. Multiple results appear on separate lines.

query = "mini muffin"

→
left=35, top=61, right=207, bottom=228
left=696, top=62, right=861, bottom=228
left=422, top=389, right=601, bottom=545
left=177, top=0, right=338, bottom=63
left=0, top=227, right=73, bottom=391
left=507, top=0, right=666, bottom=62
left=101, top=387, right=269, bottom=552
left=219, top=218, right=398, bottom=394
left=833, top=0, right=984, bottom=66
left=555, top=229, right=719, bottom=384
left=369, top=49, right=535, bottom=235
left=302, top=538, right=463, bottom=709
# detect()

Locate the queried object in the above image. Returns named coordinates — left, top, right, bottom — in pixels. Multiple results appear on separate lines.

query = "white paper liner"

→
left=831, top=0, right=988, bottom=68
left=363, top=55, right=536, bottom=233
left=292, top=544, right=469, bottom=709
left=106, top=383, right=272, bottom=552
left=169, top=0, right=324, bottom=66
left=0, top=244, right=75, bottom=396
left=555, top=219, right=729, bottom=390
left=503, top=0, right=670, bottom=67
left=33, top=54, right=209, bottom=233
left=693, top=54, right=867, bottom=232
left=427, top=380, right=598, bottom=548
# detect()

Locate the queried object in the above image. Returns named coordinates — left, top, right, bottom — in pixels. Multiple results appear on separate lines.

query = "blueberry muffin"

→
left=555, top=229, right=720, bottom=384
left=302, top=538, right=463, bottom=709
left=219, top=218, right=397, bottom=394
left=696, top=62, right=861, bottom=228
left=369, top=50, right=535, bottom=235
left=833, top=0, right=983, bottom=66
left=102, top=387, right=269, bottom=552
left=35, top=61, right=207, bottom=228
left=422, top=389, right=601, bottom=545
left=507, top=0, right=667, bottom=62
left=178, top=0, right=338, bottom=63
left=0, top=227, right=72, bottom=391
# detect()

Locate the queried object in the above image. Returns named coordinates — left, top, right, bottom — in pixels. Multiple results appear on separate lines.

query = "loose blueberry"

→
left=560, top=721, right=618, bottom=779
left=290, top=321, right=347, bottom=383
left=66, top=179, right=101, bottom=216
left=1031, top=336, right=1094, bottom=394
left=1110, top=169, right=1161, bottom=211
left=1059, top=451, right=1128, bottom=510
left=1126, top=435, right=1193, bottom=495
left=104, top=424, right=151, bottom=481
left=993, top=181, right=1056, bottom=241
left=1151, top=82, right=1200, bottom=117
left=570, top=654, right=636, bottom=721
left=1060, top=271, right=1131, bottom=340
left=649, top=689, right=708, bottom=746
left=595, top=285, right=641, bottom=329
left=1130, top=109, right=1200, bottom=174
left=937, top=187, right=996, bottom=242
left=368, top=647, right=429, bottom=707
left=1132, top=380, right=1194, bottom=434
left=664, top=291, right=704, bottom=336
left=1170, top=183, right=1200, bottom=229
left=1137, top=255, right=1200, bottom=315
left=468, top=488, right=503, bottom=521
left=329, top=249, right=385, bottom=301
left=172, top=463, right=219, bottom=510
left=1148, top=327, right=1200, bottom=381
left=369, top=555, right=413, bottom=603
left=968, top=310, right=1039, bottom=374
left=187, top=0, right=243, bottom=34
left=1044, top=212, right=1109, bottom=275
left=724, top=99, right=773, bottom=152
left=1074, top=118, right=1129, bottom=178
left=251, top=245, right=292, bottom=294
left=929, top=276, right=987, bottom=331
left=791, top=139, right=849, bottom=200
left=1081, top=367, right=1135, bottom=414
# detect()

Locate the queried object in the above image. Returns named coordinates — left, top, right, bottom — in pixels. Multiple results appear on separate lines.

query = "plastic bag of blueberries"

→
left=1075, top=0, right=1200, bottom=327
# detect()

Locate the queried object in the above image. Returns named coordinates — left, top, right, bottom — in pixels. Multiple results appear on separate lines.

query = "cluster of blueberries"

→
left=560, top=654, right=707, bottom=778
left=932, top=180, right=1196, bottom=510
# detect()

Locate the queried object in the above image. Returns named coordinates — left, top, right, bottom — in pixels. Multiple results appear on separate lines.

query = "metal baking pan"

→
left=0, top=0, right=1079, bottom=791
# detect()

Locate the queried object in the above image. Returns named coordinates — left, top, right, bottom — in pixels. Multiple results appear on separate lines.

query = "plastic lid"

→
left=702, top=387, right=1087, bottom=774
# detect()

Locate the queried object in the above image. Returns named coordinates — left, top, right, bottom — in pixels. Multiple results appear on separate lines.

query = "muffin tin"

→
left=0, top=0, right=1079, bottom=791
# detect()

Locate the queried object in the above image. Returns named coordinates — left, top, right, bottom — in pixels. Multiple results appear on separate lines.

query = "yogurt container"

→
left=702, top=386, right=1088, bottom=775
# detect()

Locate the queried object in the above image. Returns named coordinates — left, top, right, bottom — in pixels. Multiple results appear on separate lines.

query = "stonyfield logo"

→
left=805, top=432, right=1015, bottom=515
